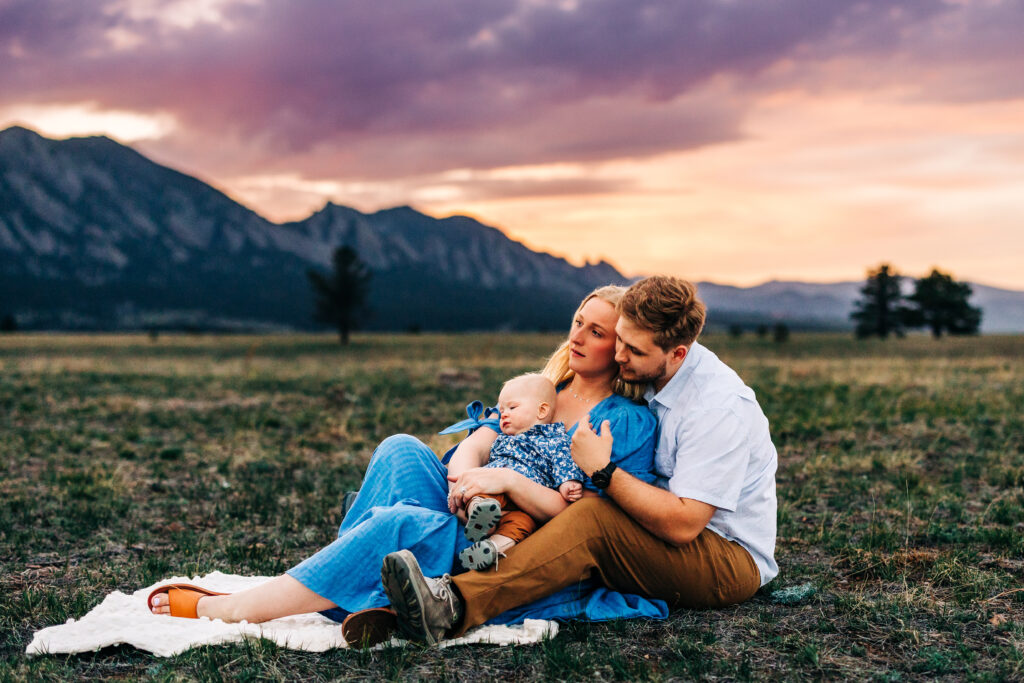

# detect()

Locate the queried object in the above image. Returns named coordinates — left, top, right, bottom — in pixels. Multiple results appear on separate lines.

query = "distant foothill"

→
left=1, top=126, right=1023, bottom=334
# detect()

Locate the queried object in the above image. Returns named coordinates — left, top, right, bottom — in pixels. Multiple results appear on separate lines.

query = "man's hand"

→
left=571, top=418, right=614, bottom=476
left=559, top=480, right=583, bottom=502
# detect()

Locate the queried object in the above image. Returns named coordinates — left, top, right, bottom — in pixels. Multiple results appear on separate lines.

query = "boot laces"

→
left=426, top=574, right=458, bottom=618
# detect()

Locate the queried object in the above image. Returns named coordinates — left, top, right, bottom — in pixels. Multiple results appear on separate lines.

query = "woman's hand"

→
left=447, top=467, right=515, bottom=512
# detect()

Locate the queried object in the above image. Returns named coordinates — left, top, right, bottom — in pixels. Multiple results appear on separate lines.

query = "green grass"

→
left=2, top=332, right=1023, bottom=681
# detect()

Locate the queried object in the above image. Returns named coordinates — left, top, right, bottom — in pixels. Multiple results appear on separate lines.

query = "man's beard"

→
left=619, top=358, right=668, bottom=386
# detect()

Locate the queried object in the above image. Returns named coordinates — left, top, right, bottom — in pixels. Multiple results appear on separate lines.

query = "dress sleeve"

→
left=583, top=399, right=657, bottom=493
left=438, top=401, right=500, bottom=464
left=438, top=400, right=501, bottom=435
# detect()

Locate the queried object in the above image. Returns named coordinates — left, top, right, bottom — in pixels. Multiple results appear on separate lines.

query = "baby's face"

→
left=496, top=386, right=547, bottom=435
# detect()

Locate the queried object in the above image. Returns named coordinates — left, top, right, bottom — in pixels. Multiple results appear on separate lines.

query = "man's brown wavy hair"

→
left=617, top=276, right=706, bottom=350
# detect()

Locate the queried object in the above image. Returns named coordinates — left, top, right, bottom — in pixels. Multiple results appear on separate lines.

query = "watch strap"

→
left=591, top=461, right=618, bottom=489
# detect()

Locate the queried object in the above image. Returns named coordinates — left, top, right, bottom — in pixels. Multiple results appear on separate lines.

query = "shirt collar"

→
left=643, top=341, right=703, bottom=409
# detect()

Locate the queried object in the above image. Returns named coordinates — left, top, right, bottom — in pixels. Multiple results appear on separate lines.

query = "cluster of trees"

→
left=851, top=265, right=981, bottom=339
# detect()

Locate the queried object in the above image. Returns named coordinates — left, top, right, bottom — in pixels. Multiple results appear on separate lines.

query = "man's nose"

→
left=614, top=347, right=628, bottom=364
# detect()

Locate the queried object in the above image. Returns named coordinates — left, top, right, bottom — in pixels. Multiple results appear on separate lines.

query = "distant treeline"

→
left=851, top=264, right=980, bottom=339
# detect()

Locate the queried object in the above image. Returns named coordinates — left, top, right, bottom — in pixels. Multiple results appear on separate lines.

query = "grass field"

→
left=1, top=332, right=1022, bottom=681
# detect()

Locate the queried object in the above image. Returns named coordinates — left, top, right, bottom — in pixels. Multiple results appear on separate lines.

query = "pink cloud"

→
left=2, top=0, right=1022, bottom=214
left=7, top=0, right=1013, bottom=172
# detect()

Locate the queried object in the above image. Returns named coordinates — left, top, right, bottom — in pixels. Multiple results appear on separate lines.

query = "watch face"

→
left=591, top=462, right=616, bottom=489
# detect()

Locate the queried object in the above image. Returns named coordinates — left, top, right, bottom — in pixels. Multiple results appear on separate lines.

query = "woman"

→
left=149, top=286, right=656, bottom=634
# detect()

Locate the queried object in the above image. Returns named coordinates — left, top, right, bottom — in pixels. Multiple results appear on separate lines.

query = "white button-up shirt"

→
left=645, top=341, right=779, bottom=585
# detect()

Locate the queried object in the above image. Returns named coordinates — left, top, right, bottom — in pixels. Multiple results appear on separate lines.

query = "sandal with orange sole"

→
left=147, top=583, right=229, bottom=619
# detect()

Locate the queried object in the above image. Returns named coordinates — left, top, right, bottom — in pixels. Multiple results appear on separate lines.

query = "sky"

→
left=2, top=0, right=1023, bottom=289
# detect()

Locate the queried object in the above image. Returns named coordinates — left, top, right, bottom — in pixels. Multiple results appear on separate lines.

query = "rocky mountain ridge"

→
left=2, top=125, right=1021, bottom=332
left=0, top=126, right=622, bottom=330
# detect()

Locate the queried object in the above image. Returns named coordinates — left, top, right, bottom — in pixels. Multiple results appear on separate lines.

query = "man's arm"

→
left=572, top=420, right=715, bottom=546
left=604, top=469, right=714, bottom=545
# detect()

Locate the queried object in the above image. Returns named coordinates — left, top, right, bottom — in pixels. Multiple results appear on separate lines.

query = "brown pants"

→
left=452, top=496, right=760, bottom=635
left=483, top=493, right=537, bottom=544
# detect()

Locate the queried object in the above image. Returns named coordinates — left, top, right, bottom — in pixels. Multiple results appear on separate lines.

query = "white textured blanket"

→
left=25, top=572, right=558, bottom=657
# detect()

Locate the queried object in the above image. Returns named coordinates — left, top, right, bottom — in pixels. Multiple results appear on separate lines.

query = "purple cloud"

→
left=2, top=0, right=1021, bottom=183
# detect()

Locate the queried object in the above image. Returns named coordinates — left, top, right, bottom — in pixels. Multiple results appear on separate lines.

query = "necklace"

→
left=570, top=387, right=592, bottom=403
left=568, top=382, right=608, bottom=405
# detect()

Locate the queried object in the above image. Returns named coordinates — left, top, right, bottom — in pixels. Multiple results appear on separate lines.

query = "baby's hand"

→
left=559, top=480, right=583, bottom=502
left=447, top=484, right=469, bottom=521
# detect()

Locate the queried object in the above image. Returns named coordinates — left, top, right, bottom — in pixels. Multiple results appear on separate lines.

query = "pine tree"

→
left=850, top=264, right=906, bottom=339
left=307, top=246, right=372, bottom=345
left=904, top=269, right=982, bottom=338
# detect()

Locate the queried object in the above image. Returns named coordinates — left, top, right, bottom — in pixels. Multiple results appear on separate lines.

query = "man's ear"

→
left=537, top=401, right=552, bottom=420
left=670, top=345, right=688, bottom=365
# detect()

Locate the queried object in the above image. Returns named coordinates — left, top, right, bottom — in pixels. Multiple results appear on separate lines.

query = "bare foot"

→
left=149, top=575, right=334, bottom=623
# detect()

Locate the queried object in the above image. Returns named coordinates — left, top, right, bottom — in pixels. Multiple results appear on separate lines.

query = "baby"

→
left=456, top=373, right=583, bottom=571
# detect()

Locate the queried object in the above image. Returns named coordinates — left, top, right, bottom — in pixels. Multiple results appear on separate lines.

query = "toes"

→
left=150, top=593, right=169, bottom=614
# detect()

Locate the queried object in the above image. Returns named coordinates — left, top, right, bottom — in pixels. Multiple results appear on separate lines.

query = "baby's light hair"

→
left=501, top=373, right=558, bottom=422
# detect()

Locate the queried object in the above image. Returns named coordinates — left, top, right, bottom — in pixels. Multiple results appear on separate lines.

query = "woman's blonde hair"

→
left=541, top=285, right=645, bottom=402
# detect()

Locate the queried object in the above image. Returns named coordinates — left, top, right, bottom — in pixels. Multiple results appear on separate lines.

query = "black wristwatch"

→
left=590, top=461, right=618, bottom=490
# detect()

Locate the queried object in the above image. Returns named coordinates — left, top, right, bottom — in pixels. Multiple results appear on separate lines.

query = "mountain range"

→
left=2, top=125, right=1022, bottom=333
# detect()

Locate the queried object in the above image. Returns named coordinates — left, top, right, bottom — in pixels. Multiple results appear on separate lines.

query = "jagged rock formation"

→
left=2, top=126, right=1021, bottom=332
left=0, top=126, right=623, bottom=331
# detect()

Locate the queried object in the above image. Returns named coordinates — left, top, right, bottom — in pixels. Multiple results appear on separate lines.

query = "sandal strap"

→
left=148, top=583, right=227, bottom=619
left=168, top=587, right=205, bottom=618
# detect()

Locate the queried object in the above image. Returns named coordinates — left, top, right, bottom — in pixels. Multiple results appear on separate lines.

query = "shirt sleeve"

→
left=548, top=435, right=585, bottom=485
left=666, top=407, right=749, bottom=511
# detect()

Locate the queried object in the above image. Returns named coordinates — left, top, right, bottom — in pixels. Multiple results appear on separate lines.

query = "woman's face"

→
left=568, top=297, right=619, bottom=378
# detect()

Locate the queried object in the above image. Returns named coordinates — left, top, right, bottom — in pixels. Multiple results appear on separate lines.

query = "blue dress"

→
left=286, top=392, right=666, bottom=624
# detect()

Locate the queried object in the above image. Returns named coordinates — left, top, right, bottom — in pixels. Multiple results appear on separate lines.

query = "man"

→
left=380, top=275, right=778, bottom=645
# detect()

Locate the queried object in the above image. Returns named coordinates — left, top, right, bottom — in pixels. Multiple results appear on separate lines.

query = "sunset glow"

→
left=2, top=0, right=1022, bottom=288
left=0, top=103, right=176, bottom=142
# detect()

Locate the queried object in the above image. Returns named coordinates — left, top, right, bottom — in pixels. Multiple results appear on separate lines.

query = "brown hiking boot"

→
left=381, top=550, right=463, bottom=646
